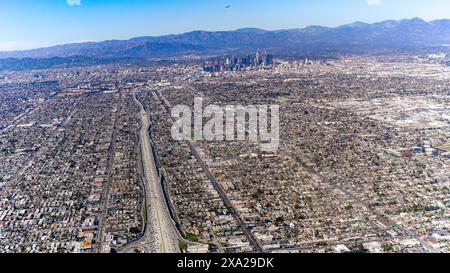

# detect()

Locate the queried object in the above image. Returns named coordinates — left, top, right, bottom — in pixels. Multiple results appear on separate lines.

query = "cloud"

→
left=366, top=0, right=382, bottom=5
left=67, top=0, right=81, bottom=6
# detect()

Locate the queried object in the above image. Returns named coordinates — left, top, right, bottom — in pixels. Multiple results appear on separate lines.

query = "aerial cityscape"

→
left=0, top=0, right=449, bottom=256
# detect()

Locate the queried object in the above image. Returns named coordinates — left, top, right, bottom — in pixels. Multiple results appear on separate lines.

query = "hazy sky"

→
left=1, top=0, right=450, bottom=51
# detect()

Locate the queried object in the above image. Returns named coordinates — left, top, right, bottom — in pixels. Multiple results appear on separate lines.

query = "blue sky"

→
left=1, top=0, right=450, bottom=51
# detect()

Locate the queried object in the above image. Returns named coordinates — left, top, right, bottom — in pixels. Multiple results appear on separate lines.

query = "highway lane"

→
left=133, top=92, right=180, bottom=253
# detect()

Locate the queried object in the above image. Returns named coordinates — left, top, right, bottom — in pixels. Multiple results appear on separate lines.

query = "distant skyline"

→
left=1, top=0, right=450, bottom=51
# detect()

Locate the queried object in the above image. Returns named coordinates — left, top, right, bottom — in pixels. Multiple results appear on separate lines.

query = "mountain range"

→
left=1, top=18, right=450, bottom=60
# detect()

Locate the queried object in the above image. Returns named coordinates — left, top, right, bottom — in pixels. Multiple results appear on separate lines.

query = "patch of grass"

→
left=185, top=232, right=199, bottom=242
left=129, top=227, right=141, bottom=234
left=179, top=241, right=188, bottom=252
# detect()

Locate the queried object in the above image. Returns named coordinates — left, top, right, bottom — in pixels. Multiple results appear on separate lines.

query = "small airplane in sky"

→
left=225, top=5, right=231, bottom=9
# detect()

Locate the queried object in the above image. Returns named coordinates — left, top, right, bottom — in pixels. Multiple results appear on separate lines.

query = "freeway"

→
left=132, top=92, right=180, bottom=253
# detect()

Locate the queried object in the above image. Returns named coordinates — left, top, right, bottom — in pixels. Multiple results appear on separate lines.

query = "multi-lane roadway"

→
left=131, top=92, right=180, bottom=253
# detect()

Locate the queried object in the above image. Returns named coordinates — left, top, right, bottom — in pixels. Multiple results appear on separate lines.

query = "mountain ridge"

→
left=1, top=18, right=450, bottom=59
